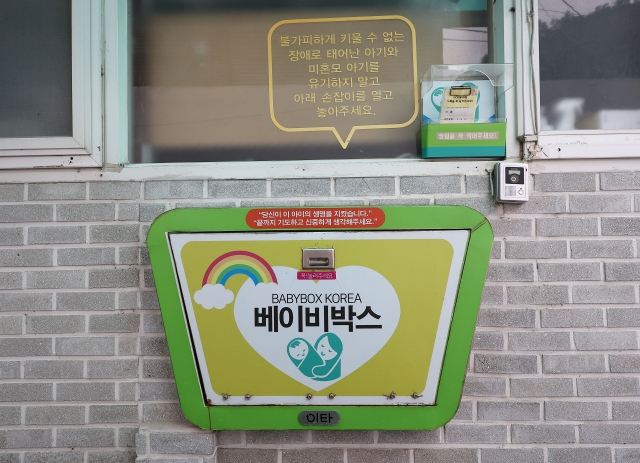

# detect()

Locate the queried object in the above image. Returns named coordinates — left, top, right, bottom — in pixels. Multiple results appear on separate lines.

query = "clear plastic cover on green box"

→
left=420, top=64, right=513, bottom=159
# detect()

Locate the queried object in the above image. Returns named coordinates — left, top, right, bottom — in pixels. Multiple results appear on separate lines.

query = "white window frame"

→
left=517, top=0, right=640, bottom=160
left=2, top=0, right=524, bottom=174
left=0, top=0, right=103, bottom=169
left=16, top=0, right=636, bottom=172
left=98, top=0, right=522, bottom=178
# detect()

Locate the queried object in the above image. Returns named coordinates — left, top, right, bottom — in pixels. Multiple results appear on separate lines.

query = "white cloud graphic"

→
left=194, top=284, right=235, bottom=310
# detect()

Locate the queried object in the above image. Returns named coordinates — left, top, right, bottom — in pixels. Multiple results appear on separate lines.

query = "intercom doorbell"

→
left=492, top=162, right=529, bottom=203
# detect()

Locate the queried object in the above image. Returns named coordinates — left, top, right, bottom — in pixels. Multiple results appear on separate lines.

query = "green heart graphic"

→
left=288, top=333, right=343, bottom=381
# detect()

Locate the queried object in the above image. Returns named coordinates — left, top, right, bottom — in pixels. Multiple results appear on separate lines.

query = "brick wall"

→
left=1, top=171, right=639, bottom=463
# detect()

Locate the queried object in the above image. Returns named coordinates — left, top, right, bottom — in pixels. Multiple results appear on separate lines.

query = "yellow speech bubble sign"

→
left=268, top=16, right=418, bottom=149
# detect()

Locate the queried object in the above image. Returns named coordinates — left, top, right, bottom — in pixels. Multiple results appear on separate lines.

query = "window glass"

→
left=131, top=0, right=489, bottom=163
left=0, top=0, right=72, bottom=138
left=539, top=0, right=640, bottom=131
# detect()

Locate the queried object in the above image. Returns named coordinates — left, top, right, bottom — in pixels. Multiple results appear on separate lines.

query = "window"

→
left=519, top=0, right=640, bottom=159
left=0, top=1, right=72, bottom=138
left=129, top=0, right=492, bottom=163
left=0, top=0, right=103, bottom=169
left=0, top=0, right=528, bottom=170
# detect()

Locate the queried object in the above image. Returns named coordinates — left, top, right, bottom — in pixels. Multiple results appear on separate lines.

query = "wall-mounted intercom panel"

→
left=493, top=162, right=529, bottom=203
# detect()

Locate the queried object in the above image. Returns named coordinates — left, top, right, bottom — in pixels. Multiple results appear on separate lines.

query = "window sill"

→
left=531, top=132, right=640, bottom=159
left=0, top=154, right=101, bottom=170
left=115, top=157, right=498, bottom=180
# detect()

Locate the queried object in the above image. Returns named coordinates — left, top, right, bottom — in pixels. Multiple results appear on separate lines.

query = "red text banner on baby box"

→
left=246, top=208, right=385, bottom=229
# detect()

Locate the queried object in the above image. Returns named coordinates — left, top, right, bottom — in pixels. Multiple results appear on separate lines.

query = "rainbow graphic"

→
left=202, top=251, right=277, bottom=287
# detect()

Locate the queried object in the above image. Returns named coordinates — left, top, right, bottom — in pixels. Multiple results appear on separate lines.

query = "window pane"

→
left=131, top=0, right=489, bottom=163
left=539, top=0, right=640, bottom=131
left=0, top=0, right=72, bottom=138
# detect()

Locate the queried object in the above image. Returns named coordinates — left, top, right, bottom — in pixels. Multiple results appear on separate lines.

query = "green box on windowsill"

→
left=421, top=122, right=506, bottom=159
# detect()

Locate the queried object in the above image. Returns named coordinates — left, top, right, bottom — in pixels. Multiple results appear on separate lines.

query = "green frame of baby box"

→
left=146, top=206, right=493, bottom=430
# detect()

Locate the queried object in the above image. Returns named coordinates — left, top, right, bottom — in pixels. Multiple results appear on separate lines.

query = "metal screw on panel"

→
left=386, top=391, right=396, bottom=400
left=412, top=392, right=423, bottom=399
left=306, top=393, right=313, bottom=400
left=245, top=394, right=252, bottom=400
left=222, top=393, right=230, bottom=401
left=328, top=393, right=336, bottom=399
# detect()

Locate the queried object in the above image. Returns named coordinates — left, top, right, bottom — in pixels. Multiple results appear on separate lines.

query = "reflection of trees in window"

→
left=539, top=0, right=640, bottom=80
left=132, top=0, right=489, bottom=162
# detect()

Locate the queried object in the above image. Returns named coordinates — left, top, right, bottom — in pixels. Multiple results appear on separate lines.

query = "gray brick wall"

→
left=0, top=172, right=639, bottom=462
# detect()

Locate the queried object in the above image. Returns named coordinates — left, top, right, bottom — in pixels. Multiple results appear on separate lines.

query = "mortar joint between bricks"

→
left=536, top=355, right=543, bottom=376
